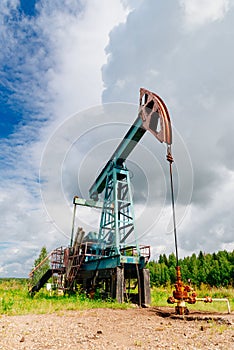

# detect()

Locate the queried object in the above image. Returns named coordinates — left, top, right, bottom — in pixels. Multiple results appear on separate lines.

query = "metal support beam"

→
left=89, top=88, right=172, bottom=200
left=98, top=164, right=138, bottom=256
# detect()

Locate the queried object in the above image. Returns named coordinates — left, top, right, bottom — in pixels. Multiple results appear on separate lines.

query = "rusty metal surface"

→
left=139, top=87, right=172, bottom=145
left=167, top=266, right=197, bottom=315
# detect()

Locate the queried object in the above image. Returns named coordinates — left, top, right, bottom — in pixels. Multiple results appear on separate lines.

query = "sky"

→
left=0, top=0, right=234, bottom=277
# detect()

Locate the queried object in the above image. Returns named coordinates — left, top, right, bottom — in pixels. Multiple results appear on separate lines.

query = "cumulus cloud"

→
left=1, top=0, right=234, bottom=277
left=101, top=0, right=234, bottom=257
left=0, top=0, right=127, bottom=277
left=180, top=0, right=231, bottom=28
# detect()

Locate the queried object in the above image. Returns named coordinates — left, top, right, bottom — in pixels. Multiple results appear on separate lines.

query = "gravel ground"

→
left=0, top=307, right=234, bottom=350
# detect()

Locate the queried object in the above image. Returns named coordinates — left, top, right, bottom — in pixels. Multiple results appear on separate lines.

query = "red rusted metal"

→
left=167, top=266, right=197, bottom=315
left=139, top=87, right=172, bottom=145
left=204, top=296, right=213, bottom=303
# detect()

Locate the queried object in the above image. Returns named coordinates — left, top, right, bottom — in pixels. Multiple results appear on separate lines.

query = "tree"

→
left=180, top=257, right=191, bottom=282
left=148, top=250, right=234, bottom=287
left=197, top=251, right=209, bottom=286
left=168, top=253, right=177, bottom=268
left=148, top=261, right=161, bottom=286
left=187, top=253, right=199, bottom=286
left=207, top=260, right=221, bottom=286
left=158, top=254, right=168, bottom=266
left=31, top=246, right=50, bottom=285
left=168, top=266, right=176, bottom=284
left=159, top=263, right=170, bottom=286
left=217, top=253, right=231, bottom=286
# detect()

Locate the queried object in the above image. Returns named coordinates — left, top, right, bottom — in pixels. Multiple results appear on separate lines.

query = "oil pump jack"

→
left=67, top=87, right=172, bottom=306
left=29, top=88, right=194, bottom=312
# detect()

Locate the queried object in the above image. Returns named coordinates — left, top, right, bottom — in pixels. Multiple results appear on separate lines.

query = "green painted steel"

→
left=73, top=196, right=103, bottom=209
left=79, top=254, right=144, bottom=272
left=89, top=116, right=145, bottom=200
left=80, top=255, right=121, bottom=271
left=98, top=163, right=139, bottom=258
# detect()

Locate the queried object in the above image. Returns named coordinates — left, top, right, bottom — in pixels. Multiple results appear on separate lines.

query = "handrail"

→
left=29, top=250, right=54, bottom=278
left=29, top=247, right=65, bottom=278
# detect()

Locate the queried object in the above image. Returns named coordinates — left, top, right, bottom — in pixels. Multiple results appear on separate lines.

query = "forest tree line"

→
left=148, top=250, right=234, bottom=287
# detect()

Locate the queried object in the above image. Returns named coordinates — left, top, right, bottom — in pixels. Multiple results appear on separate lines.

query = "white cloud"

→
left=101, top=0, right=234, bottom=257
left=1, top=0, right=234, bottom=278
left=35, top=0, right=128, bottom=118
left=180, top=0, right=231, bottom=28
left=0, top=0, right=127, bottom=277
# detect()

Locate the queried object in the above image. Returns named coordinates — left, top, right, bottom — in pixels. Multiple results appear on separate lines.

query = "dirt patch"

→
left=0, top=307, right=234, bottom=349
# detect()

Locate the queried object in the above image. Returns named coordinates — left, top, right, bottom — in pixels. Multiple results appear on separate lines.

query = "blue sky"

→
left=20, top=0, right=37, bottom=16
left=0, top=0, right=37, bottom=137
left=0, top=0, right=47, bottom=142
left=0, top=0, right=127, bottom=277
left=1, top=0, right=234, bottom=277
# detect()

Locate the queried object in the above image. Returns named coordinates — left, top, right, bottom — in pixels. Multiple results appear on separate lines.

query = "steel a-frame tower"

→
left=98, top=163, right=137, bottom=256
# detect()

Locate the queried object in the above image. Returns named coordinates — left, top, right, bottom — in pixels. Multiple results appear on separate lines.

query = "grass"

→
left=0, top=279, right=129, bottom=316
left=1, top=279, right=234, bottom=316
